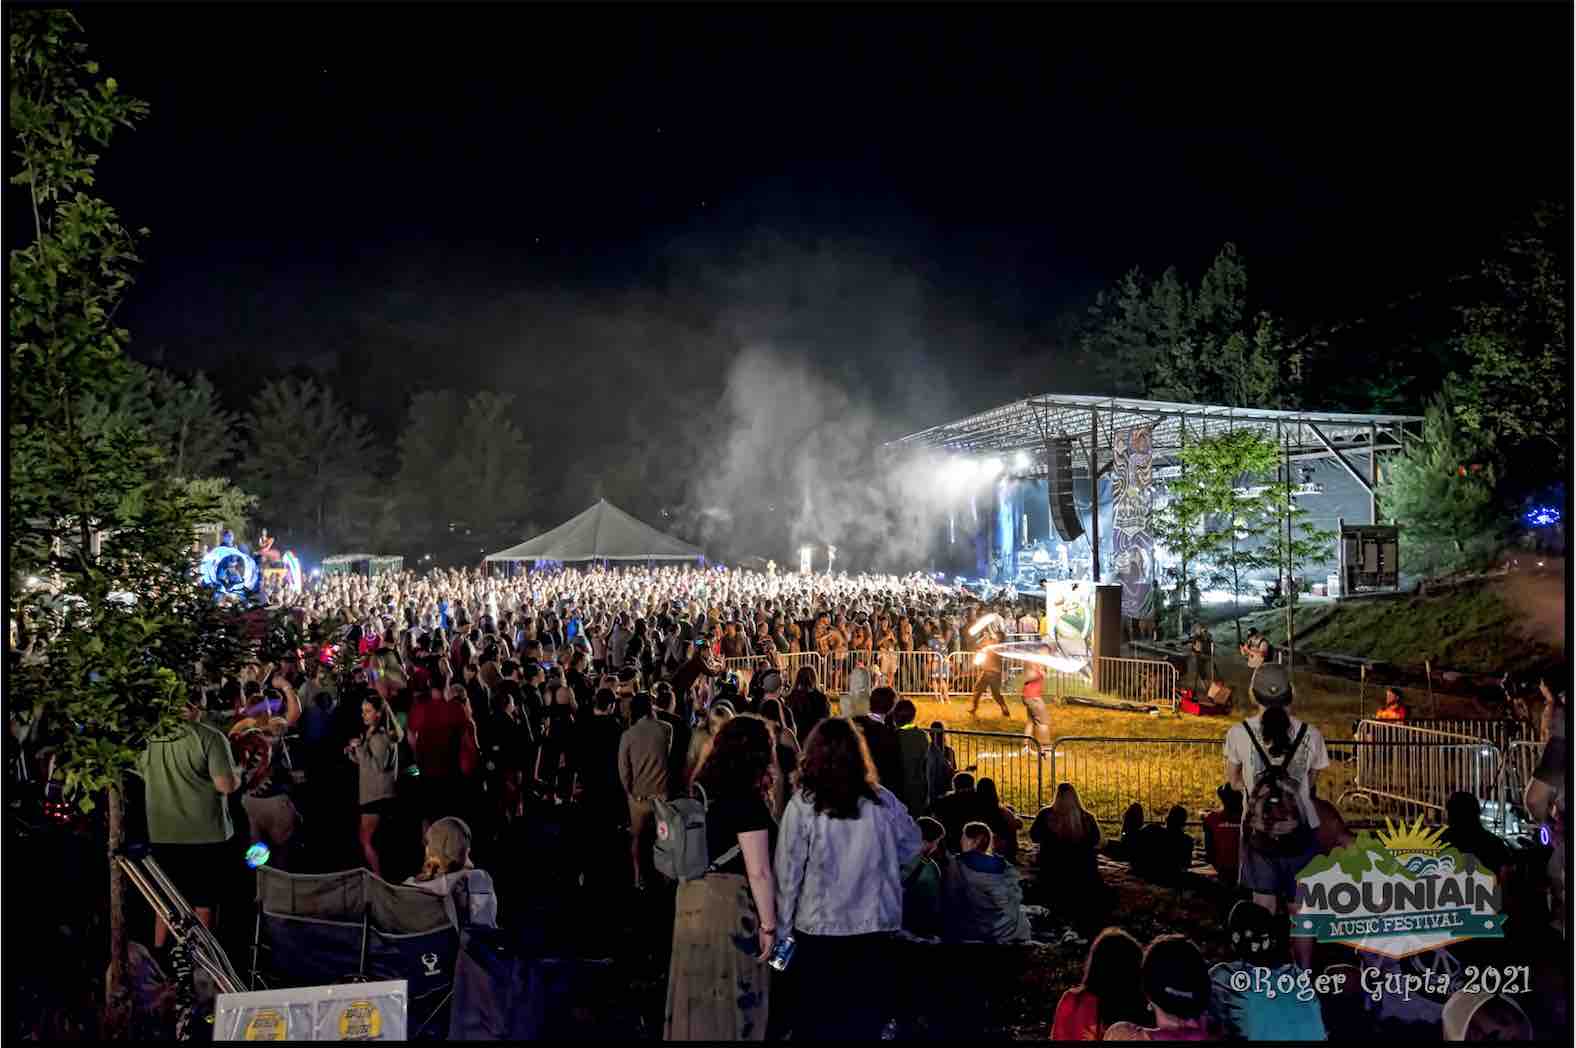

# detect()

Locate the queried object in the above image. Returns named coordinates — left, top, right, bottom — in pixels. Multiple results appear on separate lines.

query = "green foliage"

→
left=137, top=365, right=242, bottom=478
left=1448, top=203, right=1568, bottom=488
left=1377, top=395, right=1504, bottom=576
left=242, top=376, right=380, bottom=547
left=7, top=8, right=243, bottom=811
left=1080, top=244, right=1308, bottom=408
left=1152, top=430, right=1285, bottom=632
left=394, top=389, right=533, bottom=543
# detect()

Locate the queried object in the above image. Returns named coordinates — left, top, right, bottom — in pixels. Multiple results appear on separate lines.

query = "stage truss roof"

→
left=884, top=394, right=1423, bottom=477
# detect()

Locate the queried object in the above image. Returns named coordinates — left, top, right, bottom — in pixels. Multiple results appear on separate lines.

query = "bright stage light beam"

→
left=944, top=457, right=976, bottom=490
left=1013, top=450, right=1032, bottom=472
left=980, top=457, right=1003, bottom=480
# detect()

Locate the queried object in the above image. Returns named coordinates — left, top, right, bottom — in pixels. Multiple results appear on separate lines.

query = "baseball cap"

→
left=425, top=817, right=472, bottom=867
left=757, top=669, right=783, bottom=694
left=1441, top=990, right=1531, bottom=1041
left=1226, top=900, right=1277, bottom=960
left=1251, top=663, right=1293, bottom=708
left=1141, top=936, right=1210, bottom=1019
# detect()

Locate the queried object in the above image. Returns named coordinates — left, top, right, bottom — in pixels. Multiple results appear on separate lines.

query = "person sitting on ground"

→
left=929, top=771, right=996, bottom=854
left=976, top=777, right=1022, bottom=866
left=1030, top=782, right=1104, bottom=910
left=1050, top=927, right=1149, bottom=1041
left=1104, top=801, right=1145, bottom=860
left=901, top=816, right=946, bottom=939
left=1201, top=784, right=1243, bottom=890
left=1208, top=900, right=1327, bottom=1041
left=943, top=821, right=1031, bottom=944
left=1375, top=686, right=1408, bottom=722
left=925, top=721, right=958, bottom=802
left=405, top=816, right=497, bottom=929
left=1131, top=805, right=1196, bottom=884
left=1103, top=934, right=1216, bottom=1041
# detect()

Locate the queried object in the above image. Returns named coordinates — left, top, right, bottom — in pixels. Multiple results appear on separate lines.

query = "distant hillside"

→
left=1209, top=573, right=1564, bottom=677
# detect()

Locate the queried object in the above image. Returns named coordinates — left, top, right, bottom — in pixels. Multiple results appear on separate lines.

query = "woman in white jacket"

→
left=774, top=717, right=921, bottom=1040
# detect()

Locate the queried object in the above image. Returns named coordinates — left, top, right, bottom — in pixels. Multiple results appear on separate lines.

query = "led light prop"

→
left=245, top=842, right=272, bottom=869
left=282, top=551, right=304, bottom=593
left=200, top=545, right=258, bottom=598
left=1525, top=506, right=1561, bottom=528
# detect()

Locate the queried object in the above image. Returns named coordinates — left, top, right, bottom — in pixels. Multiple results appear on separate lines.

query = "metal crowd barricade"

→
left=867, top=649, right=942, bottom=699
left=1093, top=657, right=1179, bottom=710
left=1408, top=719, right=1536, bottom=757
left=778, top=650, right=824, bottom=689
left=1337, top=720, right=1502, bottom=825
left=1046, top=657, right=1178, bottom=711
left=1495, top=738, right=1544, bottom=833
left=934, top=728, right=1045, bottom=816
left=1049, top=737, right=1226, bottom=828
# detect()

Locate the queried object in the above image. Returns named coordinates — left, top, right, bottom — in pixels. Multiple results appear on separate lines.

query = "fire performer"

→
left=968, top=625, right=1011, bottom=719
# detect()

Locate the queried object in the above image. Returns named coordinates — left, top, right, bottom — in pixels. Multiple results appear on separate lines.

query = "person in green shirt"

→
left=901, top=816, right=946, bottom=939
left=135, top=704, right=241, bottom=945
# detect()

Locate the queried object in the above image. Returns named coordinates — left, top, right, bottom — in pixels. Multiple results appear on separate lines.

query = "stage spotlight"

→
left=944, top=457, right=976, bottom=489
left=980, top=457, right=1003, bottom=480
left=1012, top=450, right=1032, bottom=473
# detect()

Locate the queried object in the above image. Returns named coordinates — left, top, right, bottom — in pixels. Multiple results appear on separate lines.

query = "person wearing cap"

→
left=1207, top=900, right=1326, bottom=1041
left=618, top=692, right=673, bottom=891
left=1440, top=989, right=1533, bottom=1040
left=404, top=816, right=497, bottom=929
left=1104, top=934, right=1216, bottom=1041
left=1223, top=663, right=1329, bottom=970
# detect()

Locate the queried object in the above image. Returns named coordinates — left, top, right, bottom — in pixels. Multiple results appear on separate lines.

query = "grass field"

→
left=1206, top=575, right=1565, bottom=676
left=842, top=651, right=1498, bottom=824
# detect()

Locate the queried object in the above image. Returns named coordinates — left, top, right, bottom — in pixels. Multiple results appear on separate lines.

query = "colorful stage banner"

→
left=1111, top=425, right=1155, bottom=618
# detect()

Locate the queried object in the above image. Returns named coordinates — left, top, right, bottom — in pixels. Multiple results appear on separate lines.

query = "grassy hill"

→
left=1207, top=573, right=1564, bottom=676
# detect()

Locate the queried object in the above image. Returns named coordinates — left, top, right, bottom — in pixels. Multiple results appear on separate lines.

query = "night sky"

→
left=44, top=2, right=1573, bottom=549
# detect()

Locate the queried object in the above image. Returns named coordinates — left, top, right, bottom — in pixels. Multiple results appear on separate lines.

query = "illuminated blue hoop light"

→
left=200, top=545, right=258, bottom=597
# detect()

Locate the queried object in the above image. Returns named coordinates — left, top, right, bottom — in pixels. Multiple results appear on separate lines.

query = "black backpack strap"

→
left=1242, top=724, right=1274, bottom=769
left=1285, top=723, right=1309, bottom=765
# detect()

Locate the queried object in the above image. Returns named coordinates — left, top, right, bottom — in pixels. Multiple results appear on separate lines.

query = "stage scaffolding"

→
left=884, top=393, right=1424, bottom=583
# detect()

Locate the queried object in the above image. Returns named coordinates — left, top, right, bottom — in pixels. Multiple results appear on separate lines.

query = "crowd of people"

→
left=99, top=563, right=1572, bottom=1040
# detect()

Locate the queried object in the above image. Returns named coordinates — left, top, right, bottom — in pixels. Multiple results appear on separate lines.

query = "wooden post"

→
left=1359, top=662, right=1367, bottom=721
left=1426, top=659, right=1435, bottom=717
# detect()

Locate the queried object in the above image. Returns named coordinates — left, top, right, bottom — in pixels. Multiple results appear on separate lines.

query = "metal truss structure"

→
left=885, top=393, right=1424, bottom=580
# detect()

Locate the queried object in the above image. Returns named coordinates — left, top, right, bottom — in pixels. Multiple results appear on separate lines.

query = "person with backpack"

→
left=662, top=715, right=777, bottom=1041
left=1223, top=663, right=1329, bottom=969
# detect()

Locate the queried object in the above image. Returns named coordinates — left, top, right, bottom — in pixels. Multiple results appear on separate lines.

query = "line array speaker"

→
left=1048, top=437, right=1084, bottom=542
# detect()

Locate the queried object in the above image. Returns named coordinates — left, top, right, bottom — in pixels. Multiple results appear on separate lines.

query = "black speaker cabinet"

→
left=1048, top=437, right=1085, bottom=542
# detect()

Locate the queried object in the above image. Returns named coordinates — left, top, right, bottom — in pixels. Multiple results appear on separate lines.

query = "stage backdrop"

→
left=1111, top=425, right=1155, bottom=618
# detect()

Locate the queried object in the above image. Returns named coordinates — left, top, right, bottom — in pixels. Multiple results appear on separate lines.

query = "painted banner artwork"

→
left=1111, top=425, right=1155, bottom=618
